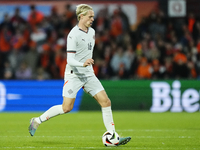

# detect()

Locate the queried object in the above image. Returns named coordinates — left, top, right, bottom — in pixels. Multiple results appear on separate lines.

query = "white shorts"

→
left=62, top=74, right=104, bottom=98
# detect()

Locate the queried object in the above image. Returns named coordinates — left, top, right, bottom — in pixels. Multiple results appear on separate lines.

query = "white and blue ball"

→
left=102, top=131, right=120, bottom=146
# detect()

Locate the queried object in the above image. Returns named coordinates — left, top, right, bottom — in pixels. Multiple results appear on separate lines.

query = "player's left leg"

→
left=84, top=75, right=131, bottom=146
left=83, top=75, right=115, bottom=132
left=94, top=90, right=131, bottom=146
left=117, top=137, right=131, bottom=146
left=93, top=90, right=115, bottom=132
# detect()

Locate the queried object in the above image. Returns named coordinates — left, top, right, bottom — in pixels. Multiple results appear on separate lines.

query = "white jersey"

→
left=65, top=25, right=95, bottom=77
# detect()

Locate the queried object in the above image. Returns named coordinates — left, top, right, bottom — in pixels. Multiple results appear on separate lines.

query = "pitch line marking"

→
left=0, top=147, right=199, bottom=149
left=0, top=135, right=193, bottom=138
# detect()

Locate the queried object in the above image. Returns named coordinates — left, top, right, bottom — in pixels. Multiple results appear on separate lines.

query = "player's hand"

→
left=83, top=59, right=94, bottom=67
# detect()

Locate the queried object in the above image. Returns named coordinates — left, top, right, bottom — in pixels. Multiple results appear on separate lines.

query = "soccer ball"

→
left=102, top=131, right=120, bottom=146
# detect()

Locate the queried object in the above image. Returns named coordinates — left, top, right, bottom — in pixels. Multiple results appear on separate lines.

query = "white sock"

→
left=102, top=106, right=115, bottom=132
left=35, top=105, right=64, bottom=124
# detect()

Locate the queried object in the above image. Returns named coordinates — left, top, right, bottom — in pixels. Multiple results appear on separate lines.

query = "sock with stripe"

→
left=35, top=105, right=64, bottom=124
left=102, top=106, right=115, bottom=132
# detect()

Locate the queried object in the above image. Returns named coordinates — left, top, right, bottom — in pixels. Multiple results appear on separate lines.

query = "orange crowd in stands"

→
left=0, top=4, right=200, bottom=80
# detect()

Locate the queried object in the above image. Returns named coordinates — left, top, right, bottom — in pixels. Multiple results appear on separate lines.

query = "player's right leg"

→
left=29, top=104, right=64, bottom=136
left=28, top=97, right=75, bottom=136
left=29, top=75, right=82, bottom=136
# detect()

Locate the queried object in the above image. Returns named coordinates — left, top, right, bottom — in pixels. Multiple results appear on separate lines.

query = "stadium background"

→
left=0, top=0, right=200, bottom=112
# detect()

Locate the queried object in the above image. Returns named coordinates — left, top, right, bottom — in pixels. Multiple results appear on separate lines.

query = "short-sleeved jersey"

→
left=65, top=25, right=95, bottom=77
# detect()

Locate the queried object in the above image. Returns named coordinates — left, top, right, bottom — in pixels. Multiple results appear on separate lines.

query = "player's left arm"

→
left=83, top=58, right=94, bottom=67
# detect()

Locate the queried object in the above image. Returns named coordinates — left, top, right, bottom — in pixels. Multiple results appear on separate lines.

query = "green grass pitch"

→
left=0, top=111, right=199, bottom=150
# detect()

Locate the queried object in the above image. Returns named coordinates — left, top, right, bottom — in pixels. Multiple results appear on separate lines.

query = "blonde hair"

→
left=76, top=4, right=93, bottom=21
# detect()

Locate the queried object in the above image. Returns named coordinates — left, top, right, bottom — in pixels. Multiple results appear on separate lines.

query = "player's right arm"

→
left=67, top=52, right=84, bottom=67
left=67, top=53, right=94, bottom=67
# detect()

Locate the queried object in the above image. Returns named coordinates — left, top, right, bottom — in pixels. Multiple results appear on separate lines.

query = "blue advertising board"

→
left=0, top=80, right=84, bottom=112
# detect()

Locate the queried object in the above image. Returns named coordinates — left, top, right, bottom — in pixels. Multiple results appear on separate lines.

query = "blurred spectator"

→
left=96, top=45, right=113, bottom=79
left=38, top=43, right=59, bottom=78
left=196, top=38, right=200, bottom=53
left=34, top=67, right=50, bottom=80
left=39, top=43, right=51, bottom=69
left=117, top=5, right=130, bottom=32
left=0, top=54, right=4, bottom=79
left=192, top=19, right=200, bottom=43
left=0, top=13, right=13, bottom=32
left=93, top=7, right=110, bottom=33
left=28, top=4, right=44, bottom=28
left=135, top=43, right=143, bottom=58
left=141, top=39, right=149, bottom=57
left=121, top=31, right=132, bottom=47
left=96, top=60, right=111, bottom=79
left=136, top=57, right=152, bottom=79
left=187, top=60, right=197, bottom=78
left=10, top=7, right=26, bottom=31
left=11, top=27, right=26, bottom=51
left=0, top=25, right=12, bottom=73
left=48, top=6, right=61, bottom=31
left=0, top=26, right=12, bottom=54
left=136, top=16, right=149, bottom=41
left=124, top=44, right=136, bottom=75
left=54, top=46, right=67, bottom=78
left=63, top=4, right=76, bottom=29
left=64, top=4, right=75, bottom=21
left=110, top=9, right=123, bottom=41
left=188, top=40, right=198, bottom=63
left=151, top=59, right=166, bottom=79
left=180, top=25, right=193, bottom=48
left=15, top=61, right=32, bottom=79
left=30, top=24, right=47, bottom=46
left=149, top=16, right=166, bottom=40
left=164, top=57, right=173, bottom=78
left=24, top=41, right=39, bottom=72
left=8, top=47, right=25, bottom=72
left=110, top=46, right=130, bottom=78
left=157, top=39, right=166, bottom=64
left=187, top=12, right=196, bottom=33
left=3, top=61, right=14, bottom=79
left=195, top=54, right=200, bottom=79
left=145, top=41, right=160, bottom=61
left=172, top=51, right=189, bottom=78
left=148, top=10, right=157, bottom=24
left=103, top=45, right=112, bottom=63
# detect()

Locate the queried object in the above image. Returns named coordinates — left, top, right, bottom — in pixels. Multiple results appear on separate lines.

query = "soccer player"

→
left=29, top=4, right=131, bottom=146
